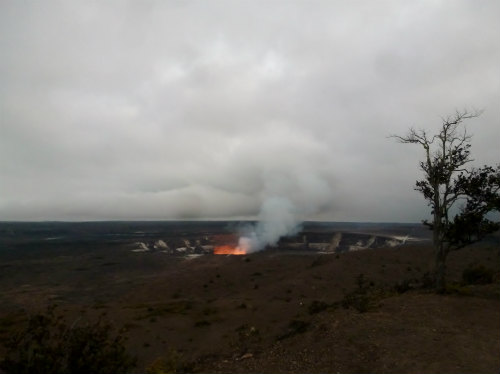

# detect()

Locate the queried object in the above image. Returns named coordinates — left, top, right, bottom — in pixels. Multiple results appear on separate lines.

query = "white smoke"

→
left=256, top=197, right=299, bottom=245
left=237, top=169, right=335, bottom=253
left=240, top=197, right=300, bottom=252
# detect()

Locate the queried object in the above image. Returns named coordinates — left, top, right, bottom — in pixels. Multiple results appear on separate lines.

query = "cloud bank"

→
left=0, top=1, right=498, bottom=222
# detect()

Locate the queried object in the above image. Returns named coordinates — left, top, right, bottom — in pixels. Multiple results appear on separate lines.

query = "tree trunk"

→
left=434, top=244, right=448, bottom=292
left=432, top=187, right=447, bottom=292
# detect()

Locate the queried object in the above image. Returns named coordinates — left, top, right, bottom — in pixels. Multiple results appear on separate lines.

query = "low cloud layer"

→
left=0, top=1, right=498, bottom=222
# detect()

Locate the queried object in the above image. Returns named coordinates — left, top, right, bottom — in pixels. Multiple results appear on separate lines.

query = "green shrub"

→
left=236, top=324, right=260, bottom=340
left=394, top=278, right=418, bottom=294
left=308, top=300, right=329, bottom=315
left=462, top=264, right=494, bottom=285
left=277, top=320, right=310, bottom=340
left=341, top=292, right=371, bottom=313
left=146, top=349, right=193, bottom=374
left=420, top=272, right=435, bottom=289
left=235, top=324, right=261, bottom=352
left=341, top=274, right=376, bottom=313
left=0, top=307, right=136, bottom=374
left=444, top=282, right=472, bottom=295
left=194, top=320, right=211, bottom=327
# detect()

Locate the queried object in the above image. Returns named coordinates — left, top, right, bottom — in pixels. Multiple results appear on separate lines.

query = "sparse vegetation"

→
left=235, top=324, right=261, bottom=353
left=146, top=349, right=193, bottom=374
left=171, top=291, right=182, bottom=299
left=341, top=274, right=382, bottom=313
left=194, top=319, right=211, bottom=327
left=134, top=301, right=193, bottom=320
left=462, top=263, right=494, bottom=285
left=202, top=306, right=217, bottom=316
left=308, top=300, right=330, bottom=314
left=394, top=278, right=414, bottom=294
left=236, top=324, right=260, bottom=340
left=1, top=221, right=499, bottom=373
left=277, top=320, right=310, bottom=340
left=443, top=282, right=473, bottom=296
left=236, top=302, right=247, bottom=309
left=0, top=307, right=136, bottom=374
left=310, top=256, right=330, bottom=267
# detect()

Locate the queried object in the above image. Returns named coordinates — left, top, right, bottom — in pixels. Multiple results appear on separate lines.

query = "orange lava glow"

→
left=213, top=245, right=247, bottom=255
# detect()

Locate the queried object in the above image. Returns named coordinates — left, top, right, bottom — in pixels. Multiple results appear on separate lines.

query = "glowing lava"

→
left=213, top=237, right=253, bottom=255
left=213, top=245, right=247, bottom=255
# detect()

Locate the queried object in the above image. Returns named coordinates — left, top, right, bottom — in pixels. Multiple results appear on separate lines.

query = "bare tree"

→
left=391, top=110, right=500, bottom=292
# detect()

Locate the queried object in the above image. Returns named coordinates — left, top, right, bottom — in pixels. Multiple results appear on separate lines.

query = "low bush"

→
left=393, top=277, right=425, bottom=294
left=194, top=320, right=211, bottom=327
left=0, top=306, right=136, bottom=374
left=235, top=324, right=261, bottom=352
left=444, top=282, right=472, bottom=295
left=462, top=264, right=494, bottom=285
left=277, top=320, right=310, bottom=340
left=341, top=274, right=376, bottom=313
left=420, top=272, right=435, bottom=289
left=308, top=300, right=329, bottom=315
left=342, top=291, right=371, bottom=313
left=146, top=349, right=193, bottom=374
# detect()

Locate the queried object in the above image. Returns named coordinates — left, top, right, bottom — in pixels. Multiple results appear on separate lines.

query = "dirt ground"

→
left=0, top=238, right=499, bottom=373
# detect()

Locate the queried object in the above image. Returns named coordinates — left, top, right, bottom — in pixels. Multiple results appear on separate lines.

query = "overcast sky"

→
left=0, top=1, right=498, bottom=222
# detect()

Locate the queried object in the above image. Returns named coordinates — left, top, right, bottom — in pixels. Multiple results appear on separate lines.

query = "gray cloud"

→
left=0, top=1, right=498, bottom=222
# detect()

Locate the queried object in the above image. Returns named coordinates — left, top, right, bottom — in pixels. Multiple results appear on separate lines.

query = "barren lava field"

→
left=0, top=221, right=499, bottom=373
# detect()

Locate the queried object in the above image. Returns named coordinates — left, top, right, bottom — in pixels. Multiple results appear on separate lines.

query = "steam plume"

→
left=237, top=170, right=334, bottom=253
left=240, top=197, right=300, bottom=252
